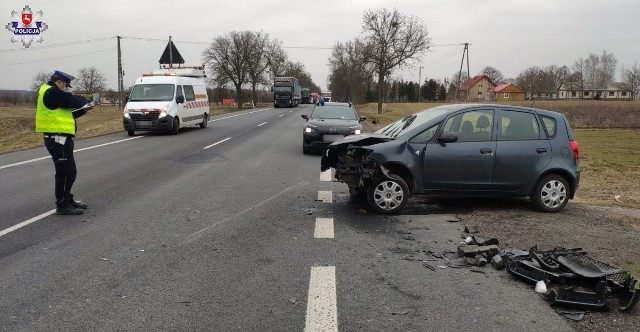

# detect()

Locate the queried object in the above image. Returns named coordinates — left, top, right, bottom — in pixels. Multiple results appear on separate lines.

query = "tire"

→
left=366, top=174, right=410, bottom=214
left=171, top=118, right=179, bottom=135
left=302, top=143, right=310, bottom=154
left=531, top=174, right=570, bottom=212
left=199, top=113, right=208, bottom=128
left=127, top=130, right=135, bottom=136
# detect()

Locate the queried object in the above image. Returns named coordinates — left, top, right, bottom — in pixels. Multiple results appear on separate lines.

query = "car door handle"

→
left=536, top=148, right=548, bottom=154
left=480, top=148, right=493, bottom=154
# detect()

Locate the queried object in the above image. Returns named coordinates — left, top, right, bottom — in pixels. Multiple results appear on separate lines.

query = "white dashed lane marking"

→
left=0, top=210, right=56, bottom=237
left=317, top=191, right=332, bottom=203
left=257, top=122, right=268, bottom=127
left=304, top=266, right=338, bottom=332
left=203, top=137, right=232, bottom=150
left=314, top=218, right=334, bottom=239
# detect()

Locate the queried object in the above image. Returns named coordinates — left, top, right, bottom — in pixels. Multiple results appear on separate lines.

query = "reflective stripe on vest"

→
left=35, top=84, right=76, bottom=134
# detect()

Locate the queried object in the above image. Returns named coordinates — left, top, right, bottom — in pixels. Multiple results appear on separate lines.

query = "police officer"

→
left=35, top=70, right=94, bottom=215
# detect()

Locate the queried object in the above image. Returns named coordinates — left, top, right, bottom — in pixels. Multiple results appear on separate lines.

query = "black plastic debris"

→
left=501, top=246, right=639, bottom=313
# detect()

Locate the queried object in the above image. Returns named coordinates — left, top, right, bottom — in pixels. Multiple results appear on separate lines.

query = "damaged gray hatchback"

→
left=321, top=104, right=580, bottom=214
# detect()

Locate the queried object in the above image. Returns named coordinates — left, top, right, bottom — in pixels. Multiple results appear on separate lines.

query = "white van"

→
left=123, top=67, right=210, bottom=136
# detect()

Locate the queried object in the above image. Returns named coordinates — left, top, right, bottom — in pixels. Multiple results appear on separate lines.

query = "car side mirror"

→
left=301, top=114, right=309, bottom=120
left=359, top=116, right=367, bottom=122
left=437, top=131, right=458, bottom=144
left=176, top=95, right=185, bottom=104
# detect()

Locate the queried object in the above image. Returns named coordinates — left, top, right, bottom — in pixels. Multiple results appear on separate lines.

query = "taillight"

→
left=570, top=140, right=579, bottom=160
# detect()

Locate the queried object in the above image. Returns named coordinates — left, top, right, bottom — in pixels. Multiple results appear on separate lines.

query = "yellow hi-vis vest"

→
left=35, top=84, right=76, bottom=135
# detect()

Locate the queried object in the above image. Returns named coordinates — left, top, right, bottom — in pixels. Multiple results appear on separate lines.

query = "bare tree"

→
left=361, top=8, right=431, bottom=114
left=479, top=66, right=504, bottom=85
left=583, top=50, right=617, bottom=89
left=203, top=31, right=255, bottom=109
left=622, top=62, right=640, bottom=100
left=266, top=40, right=288, bottom=80
left=31, top=71, right=51, bottom=91
left=246, top=31, right=272, bottom=106
left=76, top=67, right=107, bottom=94
left=546, top=65, right=570, bottom=93
left=329, top=37, right=372, bottom=103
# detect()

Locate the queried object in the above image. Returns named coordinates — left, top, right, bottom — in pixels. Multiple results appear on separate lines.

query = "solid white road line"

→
left=0, top=209, right=56, bottom=237
left=319, top=169, right=332, bottom=182
left=203, top=137, right=232, bottom=150
left=0, top=136, right=143, bottom=170
left=314, top=218, right=334, bottom=239
left=317, top=191, right=332, bottom=203
left=257, top=122, right=268, bottom=127
left=305, top=266, right=338, bottom=332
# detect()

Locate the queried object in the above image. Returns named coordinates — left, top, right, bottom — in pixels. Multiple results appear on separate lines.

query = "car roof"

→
left=424, top=103, right=562, bottom=117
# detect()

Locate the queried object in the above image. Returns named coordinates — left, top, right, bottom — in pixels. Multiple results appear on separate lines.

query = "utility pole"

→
left=418, top=66, right=423, bottom=103
left=169, top=36, right=173, bottom=68
left=457, top=43, right=470, bottom=101
left=117, top=35, right=124, bottom=110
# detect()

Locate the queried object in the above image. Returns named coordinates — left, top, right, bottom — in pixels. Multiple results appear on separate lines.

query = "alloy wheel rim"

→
left=373, top=180, right=404, bottom=210
left=540, top=180, right=567, bottom=209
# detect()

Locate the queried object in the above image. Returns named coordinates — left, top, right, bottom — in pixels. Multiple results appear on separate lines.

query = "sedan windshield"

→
left=129, top=84, right=175, bottom=102
left=310, top=106, right=357, bottom=120
left=375, top=107, right=451, bottom=138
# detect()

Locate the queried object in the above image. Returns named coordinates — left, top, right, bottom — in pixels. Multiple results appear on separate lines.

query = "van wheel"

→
left=531, top=174, right=569, bottom=212
left=171, top=118, right=179, bottom=135
left=199, top=114, right=208, bottom=128
left=127, top=130, right=135, bottom=136
left=366, top=174, right=409, bottom=214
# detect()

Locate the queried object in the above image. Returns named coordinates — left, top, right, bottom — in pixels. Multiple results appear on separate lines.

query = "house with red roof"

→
left=491, top=83, right=525, bottom=101
left=458, top=75, right=496, bottom=102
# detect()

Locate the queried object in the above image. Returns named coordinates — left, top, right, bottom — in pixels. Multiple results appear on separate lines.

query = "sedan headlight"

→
left=349, top=125, right=362, bottom=135
left=304, top=123, right=318, bottom=134
left=159, top=104, right=171, bottom=118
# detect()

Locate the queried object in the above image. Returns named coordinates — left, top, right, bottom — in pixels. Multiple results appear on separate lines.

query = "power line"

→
left=0, top=37, right=115, bottom=52
left=0, top=48, right=116, bottom=66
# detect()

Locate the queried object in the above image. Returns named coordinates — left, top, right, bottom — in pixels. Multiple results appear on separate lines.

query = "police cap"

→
left=52, top=70, right=75, bottom=88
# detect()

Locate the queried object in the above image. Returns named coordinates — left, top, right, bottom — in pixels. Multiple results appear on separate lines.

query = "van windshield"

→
left=129, top=84, right=175, bottom=102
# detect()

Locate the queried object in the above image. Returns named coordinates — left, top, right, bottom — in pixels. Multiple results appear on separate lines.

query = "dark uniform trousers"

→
left=44, top=135, right=76, bottom=208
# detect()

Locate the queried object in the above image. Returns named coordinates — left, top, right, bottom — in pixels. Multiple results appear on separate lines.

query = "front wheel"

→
left=366, top=174, right=410, bottom=214
left=531, top=174, right=570, bottom=212
left=127, top=130, right=135, bottom=136
left=171, top=118, right=179, bottom=135
left=199, top=113, right=208, bottom=128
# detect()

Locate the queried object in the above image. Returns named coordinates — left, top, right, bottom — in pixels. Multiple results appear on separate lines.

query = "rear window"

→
left=540, top=115, right=557, bottom=138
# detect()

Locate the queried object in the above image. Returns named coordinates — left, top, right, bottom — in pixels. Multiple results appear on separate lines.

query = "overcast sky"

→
left=1, top=0, right=639, bottom=92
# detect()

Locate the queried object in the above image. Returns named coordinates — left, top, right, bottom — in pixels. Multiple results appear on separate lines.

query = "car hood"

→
left=320, top=133, right=393, bottom=171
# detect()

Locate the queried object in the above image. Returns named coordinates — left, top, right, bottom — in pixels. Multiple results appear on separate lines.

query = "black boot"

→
left=71, top=200, right=88, bottom=209
left=56, top=201, right=84, bottom=215
left=70, top=195, right=88, bottom=209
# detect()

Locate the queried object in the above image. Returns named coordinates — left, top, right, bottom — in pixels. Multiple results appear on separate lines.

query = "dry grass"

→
left=355, top=102, right=640, bottom=208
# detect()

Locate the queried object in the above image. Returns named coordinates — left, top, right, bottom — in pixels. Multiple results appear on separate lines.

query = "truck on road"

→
left=301, top=88, right=312, bottom=104
left=272, top=77, right=301, bottom=108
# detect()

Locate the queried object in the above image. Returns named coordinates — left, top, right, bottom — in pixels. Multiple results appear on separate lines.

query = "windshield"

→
left=311, top=105, right=357, bottom=120
left=129, top=84, right=175, bottom=102
left=274, top=86, right=292, bottom=92
left=375, top=107, right=451, bottom=138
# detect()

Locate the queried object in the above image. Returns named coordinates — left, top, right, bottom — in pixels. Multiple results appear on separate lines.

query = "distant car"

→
left=321, top=104, right=580, bottom=214
left=301, top=102, right=366, bottom=154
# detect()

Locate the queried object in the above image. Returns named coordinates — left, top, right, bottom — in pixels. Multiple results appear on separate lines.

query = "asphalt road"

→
left=0, top=104, right=572, bottom=331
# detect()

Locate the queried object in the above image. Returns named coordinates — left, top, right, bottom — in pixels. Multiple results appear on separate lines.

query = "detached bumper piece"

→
left=503, top=247, right=639, bottom=312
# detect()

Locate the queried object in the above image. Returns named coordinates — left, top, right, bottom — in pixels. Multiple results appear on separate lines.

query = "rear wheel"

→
left=366, top=174, right=409, bottom=214
left=199, top=113, right=208, bottom=128
left=127, top=130, right=135, bottom=136
left=171, top=118, right=179, bottom=135
left=531, top=174, right=570, bottom=212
